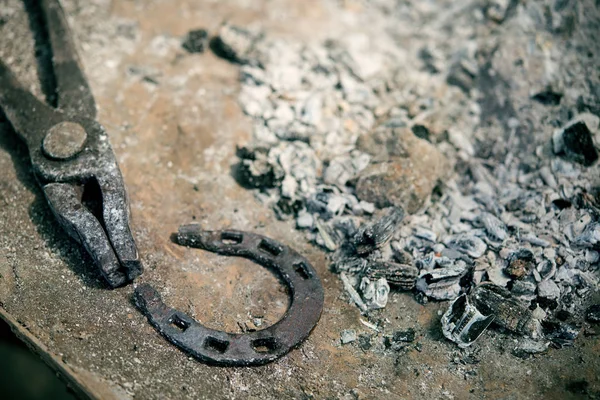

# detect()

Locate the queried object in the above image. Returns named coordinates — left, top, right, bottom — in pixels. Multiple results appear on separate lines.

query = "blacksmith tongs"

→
left=0, top=0, right=142, bottom=287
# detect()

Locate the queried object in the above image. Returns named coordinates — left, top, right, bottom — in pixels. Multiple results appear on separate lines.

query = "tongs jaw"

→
left=44, top=181, right=140, bottom=287
left=0, top=0, right=142, bottom=287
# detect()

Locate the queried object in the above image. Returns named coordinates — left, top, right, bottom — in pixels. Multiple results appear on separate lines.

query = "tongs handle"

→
left=0, top=60, right=59, bottom=146
left=41, top=0, right=96, bottom=119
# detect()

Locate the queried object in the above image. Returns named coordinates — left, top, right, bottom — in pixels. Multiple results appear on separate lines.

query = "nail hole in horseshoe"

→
left=294, top=261, right=311, bottom=279
left=252, top=337, right=278, bottom=353
left=258, top=239, right=282, bottom=256
left=220, top=231, right=243, bottom=245
left=169, top=314, right=191, bottom=332
left=204, top=336, right=229, bottom=353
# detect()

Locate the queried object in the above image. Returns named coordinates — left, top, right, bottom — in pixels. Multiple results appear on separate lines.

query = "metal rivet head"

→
left=42, top=121, right=87, bottom=160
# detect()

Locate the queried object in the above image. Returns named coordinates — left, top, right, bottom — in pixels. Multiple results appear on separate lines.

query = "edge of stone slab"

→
left=0, top=306, right=127, bottom=400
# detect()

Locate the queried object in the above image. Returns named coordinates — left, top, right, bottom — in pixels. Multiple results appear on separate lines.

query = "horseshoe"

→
left=134, top=224, right=324, bottom=366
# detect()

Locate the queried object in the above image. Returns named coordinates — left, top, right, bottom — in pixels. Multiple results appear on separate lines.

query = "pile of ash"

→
left=192, top=0, right=600, bottom=353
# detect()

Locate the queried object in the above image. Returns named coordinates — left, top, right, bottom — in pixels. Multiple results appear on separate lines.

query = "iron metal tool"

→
left=135, top=225, right=324, bottom=366
left=0, top=0, right=142, bottom=287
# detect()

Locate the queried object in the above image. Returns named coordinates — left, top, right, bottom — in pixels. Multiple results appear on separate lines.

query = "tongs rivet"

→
left=42, top=121, right=88, bottom=160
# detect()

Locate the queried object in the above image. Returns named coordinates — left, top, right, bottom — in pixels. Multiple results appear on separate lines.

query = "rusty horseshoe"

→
left=134, top=224, right=324, bottom=366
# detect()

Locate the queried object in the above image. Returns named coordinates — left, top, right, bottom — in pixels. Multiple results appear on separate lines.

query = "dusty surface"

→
left=0, top=0, right=599, bottom=399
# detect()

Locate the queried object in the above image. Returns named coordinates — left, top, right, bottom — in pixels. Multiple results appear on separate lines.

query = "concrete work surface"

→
left=0, top=0, right=599, bottom=399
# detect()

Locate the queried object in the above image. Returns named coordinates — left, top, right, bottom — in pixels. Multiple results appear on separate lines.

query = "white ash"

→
left=340, top=329, right=357, bottom=345
left=220, top=0, right=600, bottom=348
left=359, top=277, right=390, bottom=310
left=296, top=211, right=314, bottom=230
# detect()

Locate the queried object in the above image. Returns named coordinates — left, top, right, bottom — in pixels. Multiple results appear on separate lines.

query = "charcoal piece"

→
left=551, top=198, right=572, bottom=210
left=510, top=280, right=537, bottom=301
left=182, top=29, right=208, bottom=53
left=585, top=304, right=600, bottom=324
left=275, top=197, right=303, bottom=216
left=333, top=257, right=367, bottom=275
left=236, top=146, right=283, bottom=189
left=391, top=328, right=416, bottom=343
left=210, top=23, right=260, bottom=64
left=332, top=217, right=360, bottom=240
left=384, top=328, right=416, bottom=350
left=505, top=249, right=534, bottom=280
left=413, top=226, right=437, bottom=242
left=479, top=212, right=507, bottom=241
left=352, top=207, right=404, bottom=255
left=411, top=125, right=430, bottom=141
left=363, top=261, right=418, bottom=290
left=441, top=294, right=494, bottom=348
left=541, top=320, right=579, bottom=348
left=238, top=158, right=280, bottom=188
left=554, top=309, right=571, bottom=322
left=574, top=222, right=600, bottom=249
left=537, top=259, right=556, bottom=281
left=360, top=277, right=390, bottom=310
left=305, top=194, right=330, bottom=218
left=511, top=339, right=549, bottom=359
left=415, top=264, right=467, bottom=300
left=358, top=334, right=373, bottom=351
left=552, top=121, right=598, bottom=167
left=471, top=283, right=543, bottom=339
left=390, top=241, right=413, bottom=264
left=444, top=233, right=487, bottom=258
left=532, top=90, right=563, bottom=106
left=537, top=296, right=559, bottom=311
left=460, top=349, right=481, bottom=365
left=415, top=253, right=437, bottom=270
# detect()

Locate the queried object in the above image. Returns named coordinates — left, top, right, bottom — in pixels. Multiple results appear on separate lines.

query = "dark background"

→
left=0, top=318, right=75, bottom=400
